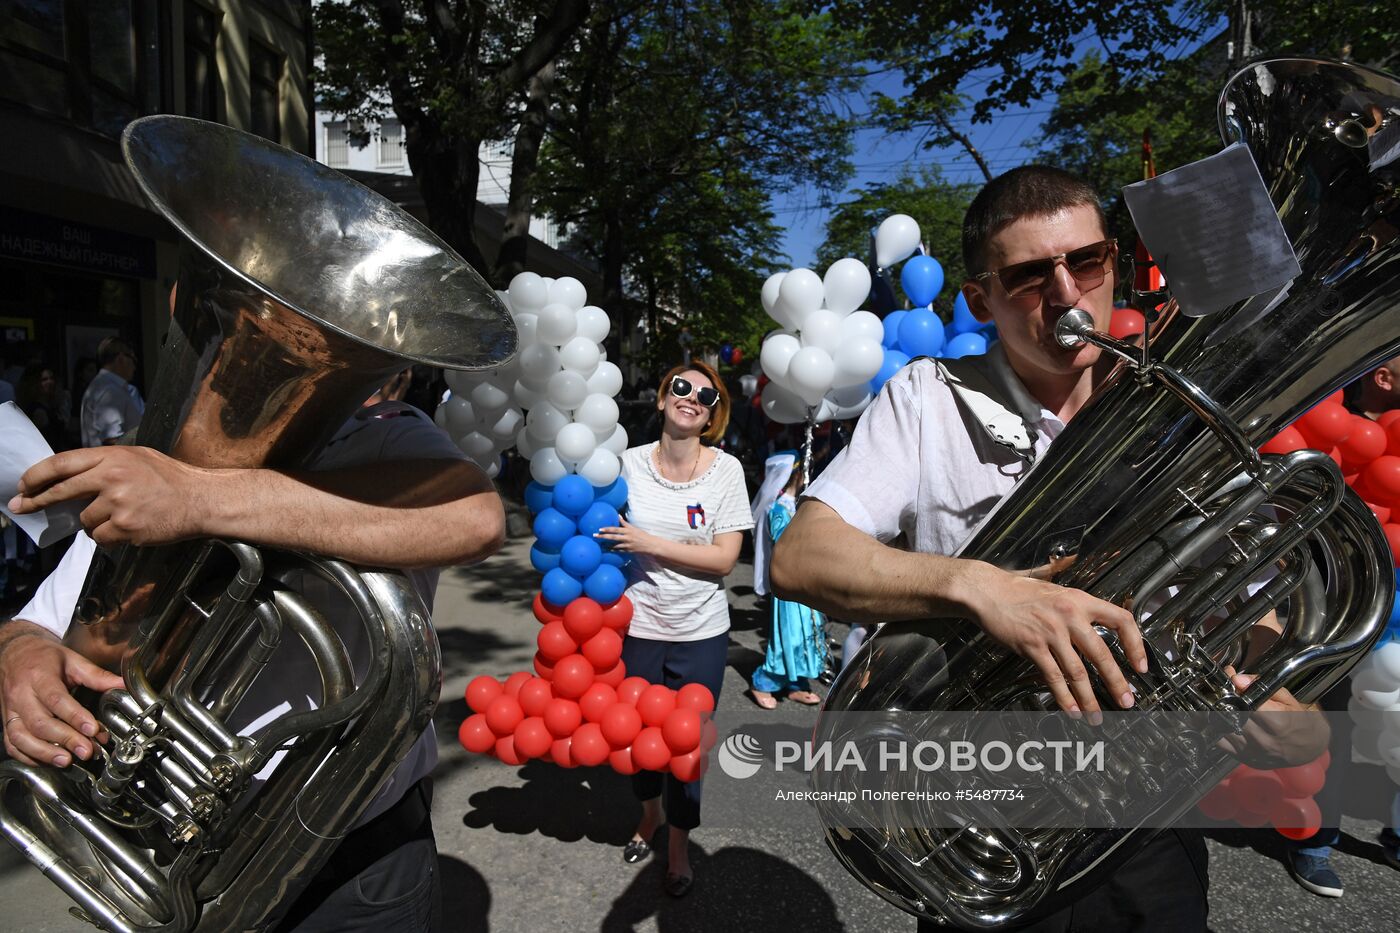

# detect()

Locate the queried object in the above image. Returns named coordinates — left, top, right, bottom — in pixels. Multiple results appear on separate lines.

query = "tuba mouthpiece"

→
left=1054, top=309, right=1097, bottom=348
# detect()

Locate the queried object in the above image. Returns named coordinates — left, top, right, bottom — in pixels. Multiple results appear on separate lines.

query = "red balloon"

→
left=1298, top=403, right=1352, bottom=450
left=1271, top=796, right=1322, bottom=840
left=458, top=714, right=496, bottom=754
left=1195, top=783, right=1237, bottom=821
left=513, top=717, right=553, bottom=759
left=731, top=348, right=744, bottom=365
left=533, top=592, right=565, bottom=625
left=595, top=661, right=627, bottom=688
left=571, top=723, right=611, bottom=766
left=1385, top=419, right=1400, bottom=456
left=1229, top=767, right=1283, bottom=813
left=563, top=598, right=604, bottom=642
left=494, top=735, right=523, bottom=766
left=601, top=596, right=634, bottom=631
left=1341, top=418, right=1388, bottom=469
left=1369, top=501, right=1392, bottom=524
left=550, top=737, right=576, bottom=768
left=700, top=718, right=718, bottom=752
left=1276, top=759, right=1327, bottom=798
left=1260, top=425, right=1308, bottom=456
left=661, top=709, right=702, bottom=754
left=580, top=683, right=619, bottom=723
left=517, top=678, right=553, bottom=718
left=1384, top=524, right=1400, bottom=567
left=1318, top=749, right=1331, bottom=770
left=637, top=685, right=678, bottom=727
left=600, top=703, right=643, bottom=748
left=503, top=671, right=533, bottom=698
left=1365, top=457, right=1400, bottom=505
left=582, top=629, right=624, bottom=671
left=1326, top=447, right=1344, bottom=469
left=676, top=683, right=716, bottom=714
left=552, top=655, right=596, bottom=699
left=533, top=653, right=556, bottom=680
left=543, top=698, right=582, bottom=738
left=1109, top=307, right=1145, bottom=339
left=537, top=621, right=578, bottom=661
left=1326, top=390, right=1345, bottom=407
left=1381, top=410, right=1400, bottom=429
left=465, top=676, right=503, bottom=714
left=631, top=726, right=672, bottom=771
left=1234, top=807, right=1270, bottom=828
left=670, top=748, right=707, bottom=782
left=617, top=676, right=650, bottom=706
left=485, top=695, right=524, bottom=736
left=609, top=746, right=639, bottom=775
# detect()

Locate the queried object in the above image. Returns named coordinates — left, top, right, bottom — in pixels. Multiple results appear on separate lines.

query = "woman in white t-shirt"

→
left=594, top=360, right=753, bottom=898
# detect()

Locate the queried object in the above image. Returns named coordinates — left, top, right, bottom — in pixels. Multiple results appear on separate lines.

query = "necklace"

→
left=655, top=442, right=702, bottom=483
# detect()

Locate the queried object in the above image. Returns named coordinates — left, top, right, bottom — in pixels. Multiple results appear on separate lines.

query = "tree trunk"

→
left=405, top=121, right=490, bottom=276
left=494, top=59, right=558, bottom=286
left=602, top=205, right=626, bottom=365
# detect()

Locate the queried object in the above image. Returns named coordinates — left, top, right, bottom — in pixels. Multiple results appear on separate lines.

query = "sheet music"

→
left=1123, top=142, right=1301, bottom=318
left=1370, top=113, right=1400, bottom=172
left=0, top=402, right=87, bottom=547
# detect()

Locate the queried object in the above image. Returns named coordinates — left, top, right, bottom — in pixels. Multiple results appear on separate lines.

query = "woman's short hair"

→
left=658, top=360, right=731, bottom=445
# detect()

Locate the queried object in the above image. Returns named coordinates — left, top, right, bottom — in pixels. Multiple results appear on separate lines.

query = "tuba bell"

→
left=0, top=115, right=516, bottom=931
left=812, top=58, right=1400, bottom=928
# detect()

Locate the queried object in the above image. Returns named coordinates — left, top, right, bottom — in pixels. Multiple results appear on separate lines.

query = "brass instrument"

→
left=0, top=115, right=516, bottom=931
left=814, top=58, right=1400, bottom=927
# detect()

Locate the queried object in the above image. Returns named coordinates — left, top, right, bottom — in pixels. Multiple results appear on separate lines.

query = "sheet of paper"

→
left=0, top=402, right=87, bottom=547
left=1370, top=114, right=1400, bottom=172
left=1123, top=142, right=1301, bottom=318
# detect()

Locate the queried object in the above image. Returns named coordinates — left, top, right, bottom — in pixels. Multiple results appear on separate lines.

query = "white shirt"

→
left=620, top=443, right=754, bottom=641
left=805, top=342, right=1064, bottom=555
left=17, top=400, right=464, bottom=825
left=81, top=368, right=145, bottom=447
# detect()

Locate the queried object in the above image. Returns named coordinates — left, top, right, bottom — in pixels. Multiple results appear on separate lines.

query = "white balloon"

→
left=823, top=257, right=872, bottom=316
left=530, top=447, right=568, bottom=485
left=443, top=370, right=480, bottom=394
left=875, top=214, right=921, bottom=269
left=759, top=332, right=801, bottom=386
left=576, top=393, right=620, bottom=437
left=459, top=430, right=495, bottom=462
left=508, top=272, right=548, bottom=312
left=575, top=305, right=611, bottom=343
left=601, top=423, right=628, bottom=455
left=776, top=268, right=824, bottom=331
left=1375, top=642, right=1400, bottom=683
left=546, top=369, right=589, bottom=411
left=1349, top=695, right=1388, bottom=733
left=488, top=407, right=524, bottom=442
left=526, top=401, right=570, bottom=443
left=470, top=380, right=510, bottom=414
left=518, top=343, right=561, bottom=391
left=560, top=336, right=601, bottom=377
left=787, top=347, right=835, bottom=407
left=832, top=338, right=885, bottom=388
left=586, top=360, right=623, bottom=398
left=577, top=447, right=621, bottom=486
left=841, top=310, right=884, bottom=344
left=761, top=272, right=787, bottom=315
left=536, top=302, right=578, bottom=345
left=555, top=422, right=598, bottom=462
left=513, top=313, right=539, bottom=348
left=516, top=426, right=539, bottom=458
left=799, top=308, right=843, bottom=355
left=1354, top=726, right=1383, bottom=761
left=513, top=379, right=545, bottom=410
left=440, top=396, right=476, bottom=436
left=548, top=276, right=587, bottom=311
left=1354, top=668, right=1400, bottom=708
left=761, top=381, right=810, bottom=424
left=825, top=387, right=874, bottom=420
left=484, top=460, right=500, bottom=480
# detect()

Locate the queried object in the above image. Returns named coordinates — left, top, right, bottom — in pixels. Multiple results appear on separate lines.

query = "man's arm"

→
left=772, top=499, right=1147, bottom=718
left=8, top=447, right=505, bottom=568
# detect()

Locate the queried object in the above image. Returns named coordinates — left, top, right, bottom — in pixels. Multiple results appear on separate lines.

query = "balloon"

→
left=1374, top=642, right=1400, bottom=681
left=543, top=698, right=582, bottom=738
left=1365, top=457, right=1400, bottom=505
left=897, top=309, right=945, bottom=358
left=631, top=726, right=672, bottom=771
left=576, top=394, right=621, bottom=437
left=601, top=703, right=643, bottom=748
left=533, top=592, right=565, bottom=624
left=869, top=347, right=911, bottom=396
left=776, top=268, right=824, bottom=331
left=526, top=401, right=570, bottom=443
left=533, top=652, right=556, bottom=679
left=600, top=423, right=629, bottom=456
left=579, top=683, right=619, bottom=723
left=514, top=313, right=540, bottom=349
left=720, top=343, right=735, bottom=364
left=542, top=567, right=584, bottom=606
left=1195, top=783, right=1237, bottom=821
left=560, top=535, right=603, bottom=579
left=799, top=308, right=842, bottom=356
left=1109, top=307, right=1146, bottom=339
left=1261, top=426, right=1308, bottom=456
left=601, top=550, right=629, bottom=569
left=661, top=709, right=702, bottom=754
left=597, top=477, right=629, bottom=510
left=465, top=676, right=503, bottom=714
left=944, top=332, right=988, bottom=359
left=517, top=679, right=553, bottom=718
left=529, top=448, right=567, bottom=485
left=950, top=293, right=980, bottom=335
left=841, top=310, right=884, bottom=344
left=609, top=746, right=638, bottom=775
left=882, top=310, right=907, bottom=348
left=551, top=655, right=595, bottom=699
left=578, top=501, right=621, bottom=539
left=537, top=621, right=577, bottom=661
left=601, top=595, right=634, bottom=631
left=581, top=628, right=624, bottom=671
left=824, top=385, right=874, bottom=420
left=637, top=685, right=677, bottom=727
left=1341, top=418, right=1388, bottom=469
left=547, top=370, right=589, bottom=411
left=761, top=381, right=811, bottom=424
left=493, top=735, right=523, bottom=765
left=548, top=736, right=575, bottom=768
left=1271, top=796, right=1322, bottom=840
left=875, top=214, right=920, bottom=269
left=731, top=347, right=744, bottom=364
left=832, top=339, right=884, bottom=388
left=555, top=423, right=598, bottom=463
left=529, top=545, right=561, bottom=574
left=596, top=660, right=626, bottom=688
left=514, top=379, right=545, bottom=412
left=1298, top=403, right=1352, bottom=450
left=548, top=276, right=587, bottom=311
left=575, top=305, right=610, bottom=343
left=676, top=683, right=715, bottom=714
left=524, top=483, right=555, bottom=516
left=586, top=360, right=623, bottom=398
left=508, top=271, right=548, bottom=311
left=562, top=597, right=604, bottom=642
left=459, top=714, right=496, bottom=754
left=560, top=336, right=601, bottom=377
left=439, top=396, right=477, bottom=436
left=578, top=447, right=621, bottom=487
left=552, top=474, right=594, bottom=517
left=900, top=255, right=944, bottom=307
left=518, top=343, right=561, bottom=390
left=537, top=302, right=578, bottom=345
left=759, top=332, right=801, bottom=386
left=787, top=347, right=836, bottom=407
left=1276, top=759, right=1328, bottom=798
left=485, top=694, right=524, bottom=736
left=532, top=508, right=576, bottom=550
left=488, top=407, right=524, bottom=443
left=617, top=676, right=650, bottom=706
left=504, top=671, right=533, bottom=697
left=458, top=431, right=494, bottom=463
left=823, top=257, right=872, bottom=315
left=571, top=723, right=610, bottom=766
left=761, top=272, right=787, bottom=317
left=584, top=563, right=626, bottom=603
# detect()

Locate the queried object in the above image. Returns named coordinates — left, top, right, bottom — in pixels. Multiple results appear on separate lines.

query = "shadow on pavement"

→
left=445, top=558, right=541, bottom=609
left=439, top=854, right=491, bottom=931
left=461, top=759, right=637, bottom=845
left=436, top=627, right=524, bottom=682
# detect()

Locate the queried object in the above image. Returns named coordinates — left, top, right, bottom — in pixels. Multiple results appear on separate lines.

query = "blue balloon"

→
left=530, top=545, right=561, bottom=574
left=533, top=508, right=576, bottom=551
left=881, top=310, right=908, bottom=349
left=944, top=332, right=988, bottom=359
left=900, top=255, right=944, bottom=307
left=596, top=477, right=629, bottom=511
left=584, top=564, right=627, bottom=604
left=950, top=292, right=981, bottom=335
left=870, top=348, right=911, bottom=395
left=560, top=534, right=603, bottom=578
left=542, top=567, right=584, bottom=606
left=552, top=475, right=594, bottom=517
left=720, top=343, right=735, bottom=364
left=578, top=501, right=621, bottom=539
left=600, top=550, right=631, bottom=569
left=524, top=481, right=554, bottom=515
left=897, top=309, right=945, bottom=358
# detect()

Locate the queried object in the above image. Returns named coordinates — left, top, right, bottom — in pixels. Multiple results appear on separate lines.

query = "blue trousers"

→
left=620, top=631, right=728, bottom=831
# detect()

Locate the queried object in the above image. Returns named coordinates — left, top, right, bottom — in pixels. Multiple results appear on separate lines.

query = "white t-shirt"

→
left=620, top=442, right=754, bottom=641
left=17, top=399, right=464, bottom=825
left=805, top=342, right=1064, bottom=554
left=81, top=368, right=146, bottom=447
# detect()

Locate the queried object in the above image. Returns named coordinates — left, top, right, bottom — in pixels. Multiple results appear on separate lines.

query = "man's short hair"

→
left=962, top=166, right=1107, bottom=276
left=97, top=337, right=134, bottom=367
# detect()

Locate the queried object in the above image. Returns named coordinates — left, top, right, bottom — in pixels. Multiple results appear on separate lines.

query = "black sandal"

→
left=623, top=839, right=651, bottom=863
left=664, top=872, right=694, bottom=898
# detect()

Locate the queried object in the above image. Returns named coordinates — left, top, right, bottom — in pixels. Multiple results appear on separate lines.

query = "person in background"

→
left=70, top=357, right=97, bottom=423
left=17, top=363, right=73, bottom=452
left=80, top=337, right=145, bottom=447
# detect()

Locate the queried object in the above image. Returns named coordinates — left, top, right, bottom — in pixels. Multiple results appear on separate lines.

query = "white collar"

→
left=983, top=342, right=1062, bottom=430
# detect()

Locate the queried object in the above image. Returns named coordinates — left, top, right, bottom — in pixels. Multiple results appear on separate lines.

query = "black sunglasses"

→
left=669, top=375, right=720, bottom=408
left=976, top=239, right=1118, bottom=302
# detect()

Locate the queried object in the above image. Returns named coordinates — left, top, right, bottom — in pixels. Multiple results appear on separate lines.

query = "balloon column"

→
left=1196, top=754, right=1329, bottom=838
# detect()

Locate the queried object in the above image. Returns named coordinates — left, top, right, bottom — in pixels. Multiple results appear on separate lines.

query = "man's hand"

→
left=960, top=561, right=1147, bottom=721
left=0, top=621, right=123, bottom=767
left=1221, top=671, right=1329, bottom=768
left=8, top=447, right=213, bottom=547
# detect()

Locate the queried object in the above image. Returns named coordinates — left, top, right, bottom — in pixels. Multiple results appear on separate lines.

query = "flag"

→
left=1134, top=128, right=1164, bottom=295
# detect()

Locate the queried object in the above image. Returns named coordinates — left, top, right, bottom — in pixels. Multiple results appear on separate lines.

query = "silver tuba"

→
left=0, top=115, right=516, bottom=931
left=813, top=58, right=1400, bottom=928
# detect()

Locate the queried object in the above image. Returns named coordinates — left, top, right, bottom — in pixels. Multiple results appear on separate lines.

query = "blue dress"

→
left=752, top=495, right=827, bottom=692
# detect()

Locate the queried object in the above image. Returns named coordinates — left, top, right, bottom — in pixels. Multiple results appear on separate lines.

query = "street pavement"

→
left=2, top=534, right=1399, bottom=931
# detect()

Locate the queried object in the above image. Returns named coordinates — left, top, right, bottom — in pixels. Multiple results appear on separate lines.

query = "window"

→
left=377, top=118, right=403, bottom=167
left=184, top=2, right=220, bottom=121
left=250, top=39, right=281, bottom=142
left=325, top=120, right=348, bottom=168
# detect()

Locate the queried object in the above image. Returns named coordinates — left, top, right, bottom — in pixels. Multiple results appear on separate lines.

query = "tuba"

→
left=0, top=116, right=516, bottom=931
left=813, top=58, right=1400, bottom=928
